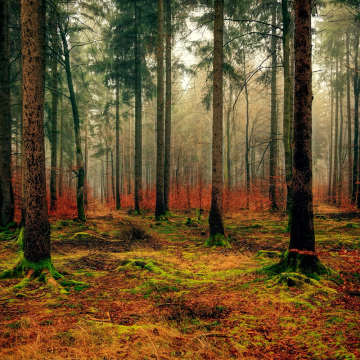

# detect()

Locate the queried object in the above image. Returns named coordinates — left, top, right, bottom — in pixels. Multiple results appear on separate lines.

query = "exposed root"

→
left=0, top=257, right=86, bottom=294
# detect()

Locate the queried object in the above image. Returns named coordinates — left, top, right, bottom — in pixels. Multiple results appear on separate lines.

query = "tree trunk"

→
left=59, top=21, right=86, bottom=221
left=84, top=105, right=89, bottom=207
left=101, top=159, right=104, bottom=204
left=328, top=62, right=333, bottom=202
left=155, top=0, right=165, bottom=219
left=339, top=89, right=344, bottom=206
left=59, top=89, right=64, bottom=198
left=134, top=1, right=142, bottom=213
left=0, top=0, right=14, bottom=227
left=50, top=7, right=58, bottom=211
left=282, top=0, right=292, bottom=227
left=164, top=0, right=172, bottom=212
left=209, top=0, right=225, bottom=236
left=226, top=82, right=232, bottom=189
left=106, top=149, right=110, bottom=203
left=352, top=33, right=359, bottom=205
left=244, top=55, right=250, bottom=211
left=332, top=59, right=339, bottom=205
left=115, top=74, right=121, bottom=209
left=346, top=34, right=352, bottom=198
left=111, top=149, right=115, bottom=203
left=21, top=0, right=50, bottom=262
left=269, top=2, right=278, bottom=211
left=290, top=0, right=315, bottom=254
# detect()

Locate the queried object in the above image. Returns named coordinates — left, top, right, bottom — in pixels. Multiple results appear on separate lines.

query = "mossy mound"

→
left=340, top=222, right=358, bottom=229
left=70, top=232, right=96, bottom=240
left=117, top=259, right=167, bottom=277
left=205, top=234, right=231, bottom=248
left=51, top=219, right=73, bottom=230
left=256, top=250, right=282, bottom=259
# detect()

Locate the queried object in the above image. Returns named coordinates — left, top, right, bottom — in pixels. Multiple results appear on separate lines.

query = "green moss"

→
left=0, top=257, right=62, bottom=280
left=341, top=222, right=358, bottom=229
left=70, top=232, right=93, bottom=240
left=259, top=250, right=331, bottom=277
left=256, top=250, right=282, bottom=259
left=205, top=234, right=231, bottom=247
left=16, top=227, right=24, bottom=249
left=0, top=257, right=86, bottom=294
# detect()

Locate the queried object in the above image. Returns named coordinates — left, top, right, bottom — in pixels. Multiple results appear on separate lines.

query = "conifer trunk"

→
left=21, top=0, right=50, bottom=262
left=59, top=90, right=64, bottom=198
left=50, top=7, right=58, bottom=211
left=290, top=0, right=315, bottom=254
left=115, top=74, right=121, bottom=209
left=164, top=0, right=172, bottom=212
left=59, top=22, right=86, bottom=221
left=329, top=62, right=333, bottom=202
left=155, top=0, right=166, bottom=219
left=134, top=1, right=142, bottom=213
left=346, top=34, right=352, bottom=197
left=244, top=56, right=250, bottom=211
left=332, top=59, right=339, bottom=205
left=0, top=0, right=14, bottom=227
left=282, top=0, right=292, bottom=226
left=269, top=3, right=278, bottom=211
left=352, top=33, right=359, bottom=205
left=84, top=106, right=89, bottom=207
left=209, top=0, right=225, bottom=236
left=226, top=82, right=232, bottom=189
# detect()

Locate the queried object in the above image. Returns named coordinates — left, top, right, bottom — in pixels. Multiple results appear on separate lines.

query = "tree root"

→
left=0, top=257, right=86, bottom=294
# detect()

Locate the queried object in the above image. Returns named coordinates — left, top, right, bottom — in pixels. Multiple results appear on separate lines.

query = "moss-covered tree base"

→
left=0, top=257, right=84, bottom=294
left=205, top=234, right=231, bottom=248
left=258, top=250, right=341, bottom=289
left=259, top=250, right=334, bottom=278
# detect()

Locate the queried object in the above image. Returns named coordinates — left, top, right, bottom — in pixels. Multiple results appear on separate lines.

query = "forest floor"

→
left=0, top=207, right=360, bottom=359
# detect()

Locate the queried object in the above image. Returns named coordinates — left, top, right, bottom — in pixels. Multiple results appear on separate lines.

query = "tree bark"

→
left=226, top=82, right=232, bottom=189
left=209, top=0, right=225, bottom=236
left=332, top=59, right=339, bottom=205
left=244, top=54, right=250, bottom=211
left=21, top=0, right=50, bottom=262
left=134, top=1, right=142, bottom=213
left=290, top=0, right=315, bottom=253
left=352, top=33, right=359, bottom=205
left=328, top=62, right=333, bottom=202
left=59, top=88, right=64, bottom=198
left=155, top=0, right=166, bottom=219
left=0, top=0, right=14, bottom=227
left=115, top=73, right=121, bottom=209
left=50, top=6, right=58, bottom=211
left=346, top=34, right=352, bottom=197
left=164, top=0, right=172, bottom=212
left=59, top=21, right=86, bottom=221
left=269, top=2, right=278, bottom=211
left=84, top=105, right=89, bottom=207
left=282, top=0, right=292, bottom=225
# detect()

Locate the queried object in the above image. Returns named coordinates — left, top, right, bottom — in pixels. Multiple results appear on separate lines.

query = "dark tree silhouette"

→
left=209, top=0, right=225, bottom=237
left=0, top=0, right=14, bottom=227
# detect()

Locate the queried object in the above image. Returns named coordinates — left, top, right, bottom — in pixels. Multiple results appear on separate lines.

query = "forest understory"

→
left=0, top=207, right=359, bottom=360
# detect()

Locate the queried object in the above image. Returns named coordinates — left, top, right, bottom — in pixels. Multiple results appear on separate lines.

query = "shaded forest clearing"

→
left=0, top=209, right=359, bottom=360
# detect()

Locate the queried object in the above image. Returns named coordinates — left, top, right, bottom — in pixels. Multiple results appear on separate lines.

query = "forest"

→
left=0, top=0, right=360, bottom=358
